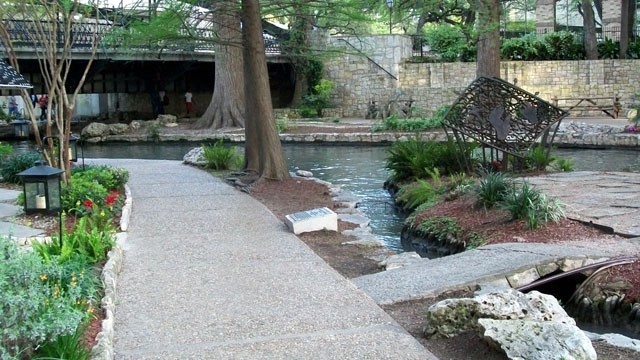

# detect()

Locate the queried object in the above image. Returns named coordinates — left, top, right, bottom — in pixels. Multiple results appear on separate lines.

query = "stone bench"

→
left=551, top=95, right=621, bottom=118
left=365, top=99, right=414, bottom=119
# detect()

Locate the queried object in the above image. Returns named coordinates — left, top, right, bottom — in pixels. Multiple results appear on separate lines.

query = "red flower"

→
left=83, top=199, right=94, bottom=210
left=105, top=192, right=119, bottom=207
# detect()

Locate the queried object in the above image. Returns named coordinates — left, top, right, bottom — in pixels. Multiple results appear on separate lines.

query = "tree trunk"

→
left=582, top=0, right=598, bottom=60
left=475, top=0, right=501, bottom=78
left=194, top=1, right=245, bottom=129
left=242, top=0, right=288, bottom=180
left=287, top=11, right=313, bottom=107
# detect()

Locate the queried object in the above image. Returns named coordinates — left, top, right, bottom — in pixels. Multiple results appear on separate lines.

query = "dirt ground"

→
left=248, top=176, right=640, bottom=360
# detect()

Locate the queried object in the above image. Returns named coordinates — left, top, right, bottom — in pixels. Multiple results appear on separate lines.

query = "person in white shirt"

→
left=184, top=90, right=193, bottom=116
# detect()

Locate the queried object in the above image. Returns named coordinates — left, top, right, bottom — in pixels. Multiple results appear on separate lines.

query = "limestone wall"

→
left=324, top=35, right=640, bottom=118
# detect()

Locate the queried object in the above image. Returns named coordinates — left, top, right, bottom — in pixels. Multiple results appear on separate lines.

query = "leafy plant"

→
left=0, top=152, right=42, bottom=184
left=423, top=24, right=469, bottom=62
left=501, top=34, right=540, bottom=60
left=276, top=115, right=296, bottom=133
left=0, top=237, right=86, bottom=359
left=371, top=115, right=442, bottom=132
left=551, top=157, right=574, bottom=172
left=301, top=79, right=334, bottom=117
left=409, top=216, right=462, bottom=243
left=525, top=145, right=555, bottom=171
left=466, top=232, right=487, bottom=249
left=395, top=179, right=439, bottom=212
left=62, top=177, right=108, bottom=213
left=148, top=122, right=161, bottom=142
left=33, top=324, right=91, bottom=360
left=597, top=38, right=619, bottom=59
left=499, top=181, right=565, bottom=229
left=475, top=171, right=512, bottom=209
left=202, top=140, right=242, bottom=171
left=0, top=142, right=14, bottom=161
left=541, top=31, right=584, bottom=60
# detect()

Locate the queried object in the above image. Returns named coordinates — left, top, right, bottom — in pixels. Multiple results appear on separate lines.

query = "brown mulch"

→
left=248, top=176, right=640, bottom=360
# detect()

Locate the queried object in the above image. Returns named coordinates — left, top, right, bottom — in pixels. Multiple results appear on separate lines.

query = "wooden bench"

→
left=551, top=94, right=621, bottom=118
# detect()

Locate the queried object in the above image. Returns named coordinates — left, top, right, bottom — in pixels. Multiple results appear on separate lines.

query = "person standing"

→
left=38, top=94, right=48, bottom=120
left=30, top=92, right=38, bottom=108
left=184, top=90, right=193, bottom=116
left=7, top=95, right=19, bottom=118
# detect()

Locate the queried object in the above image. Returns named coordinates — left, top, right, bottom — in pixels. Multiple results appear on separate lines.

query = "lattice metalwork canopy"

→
left=442, top=77, right=568, bottom=156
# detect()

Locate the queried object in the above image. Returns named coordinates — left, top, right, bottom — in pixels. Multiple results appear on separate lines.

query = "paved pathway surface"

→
left=88, top=159, right=435, bottom=360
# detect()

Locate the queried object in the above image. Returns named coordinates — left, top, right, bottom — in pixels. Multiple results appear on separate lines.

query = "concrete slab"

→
left=0, top=221, right=46, bottom=238
left=0, top=189, right=21, bottom=203
left=0, top=203, right=21, bottom=217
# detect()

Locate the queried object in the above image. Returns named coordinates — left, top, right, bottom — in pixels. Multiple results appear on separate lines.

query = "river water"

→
left=78, top=142, right=640, bottom=252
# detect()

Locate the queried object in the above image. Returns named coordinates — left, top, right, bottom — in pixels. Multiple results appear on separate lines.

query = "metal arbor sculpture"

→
left=442, top=77, right=569, bottom=171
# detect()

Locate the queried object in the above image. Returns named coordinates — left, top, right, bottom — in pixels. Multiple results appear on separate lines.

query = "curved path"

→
left=89, top=159, right=434, bottom=359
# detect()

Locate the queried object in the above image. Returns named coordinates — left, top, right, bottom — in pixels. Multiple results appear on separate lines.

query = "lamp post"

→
left=18, top=160, right=64, bottom=246
left=386, top=0, right=393, bottom=35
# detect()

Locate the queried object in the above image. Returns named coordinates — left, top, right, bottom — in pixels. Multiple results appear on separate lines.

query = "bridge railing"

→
left=2, top=19, right=282, bottom=55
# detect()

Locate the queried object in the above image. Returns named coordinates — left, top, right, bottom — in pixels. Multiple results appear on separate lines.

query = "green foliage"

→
left=525, top=145, right=556, bottom=171
left=627, top=39, right=640, bottom=59
left=386, top=139, right=474, bottom=183
left=0, top=142, right=14, bottom=160
left=148, top=122, right=161, bottom=142
left=423, top=24, right=469, bottom=62
left=475, top=172, right=511, bottom=209
left=597, top=38, right=619, bottom=59
left=501, top=34, right=541, bottom=60
left=409, top=216, right=462, bottom=242
left=202, top=140, right=242, bottom=171
left=466, top=232, right=487, bottom=249
left=0, top=152, right=42, bottom=184
left=34, top=215, right=116, bottom=264
left=302, top=79, right=334, bottom=117
left=395, top=179, right=439, bottom=212
left=33, top=325, right=91, bottom=360
left=540, top=31, right=584, bottom=60
left=0, top=237, right=87, bottom=359
left=62, top=176, right=108, bottom=213
left=276, top=115, right=296, bottom=133
left=500, top=181, right=565, bottom=229
left=71, top=166, right=119, bottom=190
left=551, top=157, right=574, bottom=172
left=371, top=114, right=442, bottom=132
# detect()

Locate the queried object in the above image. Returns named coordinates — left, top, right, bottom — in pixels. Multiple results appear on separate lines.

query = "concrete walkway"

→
left=87, top=159, right=434, bottom=359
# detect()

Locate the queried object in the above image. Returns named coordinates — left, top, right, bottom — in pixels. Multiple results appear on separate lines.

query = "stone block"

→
left=506, top=267, right=540, bottom=288
left=285, top=207, right=337, bottom=235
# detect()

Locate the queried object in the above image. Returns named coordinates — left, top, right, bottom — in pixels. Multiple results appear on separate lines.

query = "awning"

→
left=0, top=59, right=33, bottom=89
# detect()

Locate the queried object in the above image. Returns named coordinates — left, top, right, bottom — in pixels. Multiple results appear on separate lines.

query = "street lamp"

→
left=386, top=0, right=393, bottom=35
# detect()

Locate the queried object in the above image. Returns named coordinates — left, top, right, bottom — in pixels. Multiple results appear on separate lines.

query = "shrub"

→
left=395, top=179, right=439, bottom=212
left=33, top=325, right=91, bottom=360
left=410, top=216, right=462, bottom=242
left=475, top=171, right=512, bottom=209
left=62, top=176, right=108, bottom=213
left=500, top=181, right=565, bottom=229
left=0, top=152, right=41, bottom=184
left=423, top=24, right=469, bottom=62
left=202, top=140, right=242, bottom=171
left=372, top=115, right=442, bottom=132
left=72, top=165, right=128, bottom=190
left=0, top=237, right=86, bottom=358
left=541, top=31, right=584, bottom=60
left=598, top=38, right=619, bottom=59
left=301, top=79, right=334, bottom=117
left=501, top=34, right=540, bottom=60
left=552, top=157, right=574, bottom=172
left=0, top=142, right=14, bottom=161
left=525, top=145, right=556, bottom=171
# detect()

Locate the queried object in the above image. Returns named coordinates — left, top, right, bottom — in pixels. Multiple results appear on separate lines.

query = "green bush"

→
left=423, top=24, right=469, bottom=62
left=475, top=171, right=512, bottom=209
left=0, top=237, right=87, bottom=359
left=552, top=157, right=574, bottom=172
left=409, top=216, right=462, bottom=242
left=62, top=176, right=108, bottom=213
left=0, top=152, right=41, bottom=184
left=525, top=145, right=556, bottom=171
left=500, top=181, right=565, bottom=229
left=33, top=325, right=91, bottom=360
left=501, top=34, right=540, bottom=60
left=395, top=179, right=439, bottom=212
left=541, top=31, right=584, bottom=60
left=202, top=140, right=242, bottom=171
left=598, top=38, right=619, bottom=59
left=372, top=115, right=442, bottom=132
left=0, top=142, right=14, bottom=161
left=301, top=79, right=334, bottom=117
left=71, top=165, right=129, bottom=190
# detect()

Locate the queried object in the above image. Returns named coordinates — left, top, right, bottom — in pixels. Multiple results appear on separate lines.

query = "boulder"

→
left=130, top=120, right=143, bottom=130
left=479, top=318, right=596, bottom=360
left=183, top=147, right=206, bottom=166
left=81, top=122, right=110, bottom=138
left=424, top=289, right=574, bottom=338
left=296, top=169, right=314, bottom=177
left=109, top=123, right=130, bottom=135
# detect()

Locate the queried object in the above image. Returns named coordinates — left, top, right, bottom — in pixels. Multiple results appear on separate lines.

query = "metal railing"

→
left=2, top=19, right=282, bottom=55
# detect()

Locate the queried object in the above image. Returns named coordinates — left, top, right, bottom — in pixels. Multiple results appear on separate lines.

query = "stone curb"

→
left=90, top=184, right=132, bottom=360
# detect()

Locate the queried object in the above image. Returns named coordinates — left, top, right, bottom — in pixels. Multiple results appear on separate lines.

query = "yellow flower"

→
left=53, top=285, right=61, bottom=298
left=70, top=275, right=77, bottom=287
left=39, top=273, right=47, bottom=281
left=100, top=210, right=105, bottom=217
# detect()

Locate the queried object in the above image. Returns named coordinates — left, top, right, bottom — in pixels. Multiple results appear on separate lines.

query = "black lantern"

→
left=11, top=120, right=30, bottom=138
left=69, top=134, right=80, bottom=162
left=17, top=160, right=63, bottom=215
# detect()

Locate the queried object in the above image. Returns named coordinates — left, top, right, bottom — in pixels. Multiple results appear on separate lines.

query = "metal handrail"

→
left=336, top=38, right=397, bottom=81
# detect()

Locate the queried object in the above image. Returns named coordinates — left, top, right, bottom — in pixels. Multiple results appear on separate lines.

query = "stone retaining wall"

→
left=324, top=35, right=640, bottom=118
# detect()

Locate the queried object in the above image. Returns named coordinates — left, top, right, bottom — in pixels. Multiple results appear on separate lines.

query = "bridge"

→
left=1, top=18, right=293, bottom=101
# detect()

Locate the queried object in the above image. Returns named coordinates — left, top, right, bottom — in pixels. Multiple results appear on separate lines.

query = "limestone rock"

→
left=479, top=318, right=596, bottom=360
left=157, top=114, right=177, bottom=125
left=296, top=169, right=314, bottom=177
left=109, top=123, right=130, bottom=135
left=183, top=147, right=206, bottom=166
left=424, top=289, right=574, bottom=338
left=129, top=120, right=143, bottom=130
left=81, top=122, right=110, bottom=138
left=379, top=252, right=424, bottom=270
